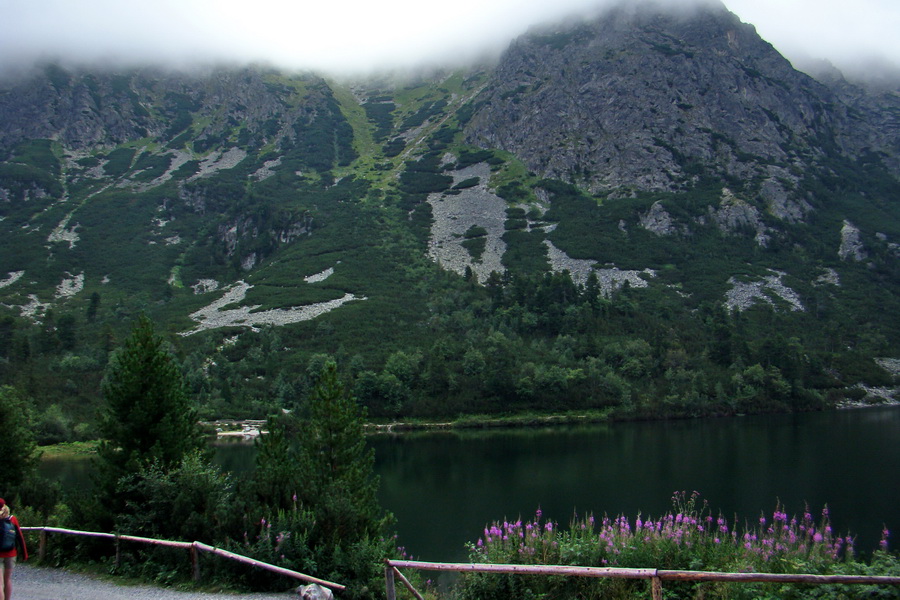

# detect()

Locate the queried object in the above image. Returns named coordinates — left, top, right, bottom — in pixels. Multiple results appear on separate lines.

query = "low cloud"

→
left=1, top=0, right=898, bottom=76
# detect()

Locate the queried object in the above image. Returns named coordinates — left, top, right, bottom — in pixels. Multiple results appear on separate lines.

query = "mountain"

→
left=463, top=2, right=896, bottom=194
left=0, top=1, right=898, bottom=440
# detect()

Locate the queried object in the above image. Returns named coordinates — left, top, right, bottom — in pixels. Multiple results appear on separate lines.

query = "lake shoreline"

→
left=40, top=399, right=900, bottom=454
left=209, top=399, right=900, bottom=440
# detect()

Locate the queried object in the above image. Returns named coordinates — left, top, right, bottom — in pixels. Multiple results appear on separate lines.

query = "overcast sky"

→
left=1, top=0, right=898, bottom=76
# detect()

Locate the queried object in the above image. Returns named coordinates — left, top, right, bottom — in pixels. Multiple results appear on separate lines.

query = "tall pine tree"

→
left=250, top=361, right=391, bottom=597
left=298, top=361, right=383, bottom=544
left=0, top=385, right=39, bottom=492
left=96, top=315, right=204, bottom=503
left=252, top=360, right=387, bottom=545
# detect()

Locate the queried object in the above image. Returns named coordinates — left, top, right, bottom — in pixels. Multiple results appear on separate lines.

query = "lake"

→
left=368, top=407, right=900, bottom=562
left=41, top=406, right=900, bottom=562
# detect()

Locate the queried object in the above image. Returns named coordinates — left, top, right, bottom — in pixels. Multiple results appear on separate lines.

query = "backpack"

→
left=0, top=518, right=16, bottom=553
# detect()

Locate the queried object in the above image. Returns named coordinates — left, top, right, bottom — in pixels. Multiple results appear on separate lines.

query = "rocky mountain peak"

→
left=462, top=0, right=884, bottom=199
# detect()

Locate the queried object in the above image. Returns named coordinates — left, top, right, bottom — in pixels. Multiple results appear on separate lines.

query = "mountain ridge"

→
left=0, top=2, right=897, bottom=436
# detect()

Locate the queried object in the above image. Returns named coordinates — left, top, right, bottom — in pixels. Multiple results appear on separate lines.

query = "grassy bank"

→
left=364, top=409, right=615, bottom=434
left=38, top=440, right=99, bottom=458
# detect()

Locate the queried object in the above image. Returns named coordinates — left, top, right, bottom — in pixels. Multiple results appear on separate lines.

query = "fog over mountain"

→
left=2, top=0, right=899, bottom=77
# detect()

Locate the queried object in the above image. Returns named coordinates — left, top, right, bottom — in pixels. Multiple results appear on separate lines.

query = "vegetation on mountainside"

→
left=0, top=59, right=898, bottom=445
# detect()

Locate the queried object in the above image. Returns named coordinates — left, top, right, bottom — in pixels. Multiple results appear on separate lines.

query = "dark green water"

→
left=41, top=407, right=900, bottom=562
left=369, top=407, right=900, bottom=562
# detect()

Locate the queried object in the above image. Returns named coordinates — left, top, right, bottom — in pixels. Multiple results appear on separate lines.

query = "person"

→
left=0, top=498, right=27, bottom=600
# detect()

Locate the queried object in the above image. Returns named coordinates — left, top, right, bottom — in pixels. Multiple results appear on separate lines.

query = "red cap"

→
left=0, top=499, right=5, bottom=508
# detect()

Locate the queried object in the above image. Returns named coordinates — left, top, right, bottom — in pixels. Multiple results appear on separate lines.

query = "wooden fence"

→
left=19, top=526, right=345, bottom=592
left=18, top=528, right=900, bottom=598
left=384, top=559, right=900, bottom=600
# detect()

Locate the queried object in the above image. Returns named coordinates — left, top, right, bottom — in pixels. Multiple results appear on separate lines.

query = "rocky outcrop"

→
left=705, top=187, right=769, bottom=246
left=725, top=270, right=804, bottom=312
left=760, top=176, right=811, bottom=223
left=640, top=201, right=678, bottom=236
left=815, top=268, right=840, bottom=286
left=875, top=232, right=900, bottom=258
left=838, top=220, right=868, bottom=261
left=0, top=66, right=337, bottom=155
left=206, top=206, right=311, bottom=271
left=219, top=217, right=260, bottom=258
left=463, top=1, right=889, bottom=199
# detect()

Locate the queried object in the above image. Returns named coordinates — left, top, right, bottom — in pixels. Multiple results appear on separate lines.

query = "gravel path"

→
left=14, top=564, right=297, bottom=600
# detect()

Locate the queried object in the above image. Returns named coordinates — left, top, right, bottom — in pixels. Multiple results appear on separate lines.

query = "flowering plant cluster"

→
left=470, top=492, right=884, bottom=573
left=460, top=493, right=896, bottom=599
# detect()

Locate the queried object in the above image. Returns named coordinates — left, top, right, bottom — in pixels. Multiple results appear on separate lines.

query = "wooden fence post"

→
left=392, top=567, right=425, bottom=600
left=385, top=562, right=397, bottom=600
left=652, top=575, right=662, bottom=600
left=114, top=535, right=120, bottom=569
left=191, top=543, right=201, bottom=582
left=39, top=529, right=47, bottom=561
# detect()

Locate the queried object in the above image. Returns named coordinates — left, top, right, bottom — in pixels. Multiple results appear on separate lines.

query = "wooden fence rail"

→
left=385, top=559, right=900, bottom=600
left=19, top=526, right=345, bottom=592
left=18, top=528, right=900, bottom=599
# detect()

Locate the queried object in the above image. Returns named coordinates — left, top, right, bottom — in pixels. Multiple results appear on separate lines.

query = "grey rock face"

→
left=838, top=220, right=868, bottom=261
left=463, top=2, right=888, bottom=197
left=706, top=187, right=769, bottom=246
left=640, top=201, right=677, bottom=235
left=760, top=177, right=810, bottom=223
left=298, top=584, right=334, bottom=600
left=0, top=66, right=334, bottom=154
left=725, top=270, right=804, bottom=312
left=427, top=162, right=508, bottom=283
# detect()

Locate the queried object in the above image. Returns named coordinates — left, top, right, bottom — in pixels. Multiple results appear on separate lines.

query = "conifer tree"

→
left=250, top=361, right=391, bottom=597
left=0, top=385, right=39, bottom=491
left=253, top=360, right=385, bottom=542
left=297, top=361, right=383, bottom=543
left=96, top=315, right=204, bottom=498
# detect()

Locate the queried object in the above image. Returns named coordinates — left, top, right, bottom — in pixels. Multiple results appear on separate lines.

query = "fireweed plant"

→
left=458, top=492, right=897, bottom=600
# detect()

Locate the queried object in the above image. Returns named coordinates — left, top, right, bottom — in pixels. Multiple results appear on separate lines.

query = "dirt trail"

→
left=15, top=564, right=296, bottom=600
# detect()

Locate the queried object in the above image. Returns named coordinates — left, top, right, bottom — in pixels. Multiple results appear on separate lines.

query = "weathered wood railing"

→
left=384, top=559, right=900, bottom=600
left=20, top=526, right=344, bottom=592
left=20, top=528, right=900, bottom=598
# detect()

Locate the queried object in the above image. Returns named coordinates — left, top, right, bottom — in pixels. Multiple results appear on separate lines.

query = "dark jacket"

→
left=0, top=516, right=28, bottom=561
